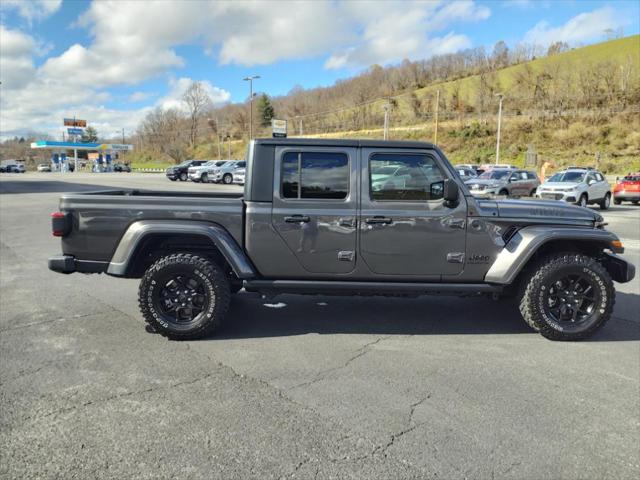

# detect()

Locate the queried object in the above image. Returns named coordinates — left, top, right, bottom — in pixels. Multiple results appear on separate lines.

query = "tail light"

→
left=51, top=211, right=71, bottom=237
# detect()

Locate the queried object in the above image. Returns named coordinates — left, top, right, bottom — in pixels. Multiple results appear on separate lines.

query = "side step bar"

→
left=243, top=280, right=503, bottom=296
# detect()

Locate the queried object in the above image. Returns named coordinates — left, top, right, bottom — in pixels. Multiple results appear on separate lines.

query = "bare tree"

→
left=183, top=81, right=212, bottom=148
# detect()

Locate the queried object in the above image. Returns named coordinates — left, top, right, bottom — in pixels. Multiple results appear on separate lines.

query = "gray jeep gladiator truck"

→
left=49, top=139, right=635, bottom=341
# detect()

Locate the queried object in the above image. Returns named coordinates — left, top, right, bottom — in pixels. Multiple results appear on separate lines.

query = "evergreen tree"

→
left=256, top=94, right=275, bottom=127
left=81, top=126, right=98, bottom=143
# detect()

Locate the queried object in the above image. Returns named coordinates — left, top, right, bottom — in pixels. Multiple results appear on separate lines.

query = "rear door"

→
left=271, top=147, right=358, bottom=275
left=359, top=148, right=467, bottom=278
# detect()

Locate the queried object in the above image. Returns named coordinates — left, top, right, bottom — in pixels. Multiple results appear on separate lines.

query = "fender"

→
left=484, top=225, right=622, bottom=284
left=106, top=220, right=257, bottom=279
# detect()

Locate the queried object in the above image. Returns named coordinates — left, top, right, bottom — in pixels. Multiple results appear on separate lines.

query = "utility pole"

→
left=495, top=93, right=504, bottom=165
left=227, top=134, right=231, bottom=159
left=243, top=75, right=260, bottom=140
left=217, top=135, right=222, bottom=159
left=297, top=116, right=303, bottom=136
left=383, top=99, right=390, bottom=140
left=434, top=90, right=440, bottom=145
left=121, top=128, right=125, bottom=144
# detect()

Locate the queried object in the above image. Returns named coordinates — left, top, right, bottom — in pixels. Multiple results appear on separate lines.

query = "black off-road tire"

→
left=138, top=254, right=230, bottom=340
left=518, top=253, right=615, bottom=341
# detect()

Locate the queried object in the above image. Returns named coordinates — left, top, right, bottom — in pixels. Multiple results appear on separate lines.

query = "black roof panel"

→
left=253, top=137, right=436, bottom=149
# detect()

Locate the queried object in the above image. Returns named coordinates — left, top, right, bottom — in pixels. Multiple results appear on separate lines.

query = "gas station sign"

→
left=63, top=118, right=87, bottom=127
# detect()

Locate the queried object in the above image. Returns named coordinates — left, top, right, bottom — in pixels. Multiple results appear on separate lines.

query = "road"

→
left=1, top=172, right=638, bottom=479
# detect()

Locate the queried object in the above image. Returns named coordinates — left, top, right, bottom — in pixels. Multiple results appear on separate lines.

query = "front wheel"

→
left=179, top=172, right=187, bottom=181
left=614, top=198, right=622, bottom=205
left=138, top=254, right=230, bottom=340
left=577, top=194, right=588, bottom=208
left=201, top=173, right=209, bottom=183
left=518, top=253, right=615, bottom=341
left=223, top=173, right=233, bottom=185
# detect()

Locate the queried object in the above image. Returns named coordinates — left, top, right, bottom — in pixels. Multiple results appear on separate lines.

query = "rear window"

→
left=282, top=152, right=349, bottom=200
left=623, top=175, right=640, bottom=181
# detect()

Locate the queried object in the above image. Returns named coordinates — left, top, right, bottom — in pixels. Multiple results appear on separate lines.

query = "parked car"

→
left=613, top=173, right=640, bottom=205
left=453, top=166, right=478, bottom=181
left=48, top=138, right=635, bottom=342
left=211, top=160, right=246, bottom=184
left=232, top=167, right=246, bottom=185
left=6, top=164, right=26, bottom=173
left=188, top=160, right=230, bottom=183
left=113, top=163, right=131, bottom=172
left=466, top=169, right=539, bottom=198
left=37, top=163, right=52, bottom=172
left=535, top=168, right=611, bottom=209
left=166, top=160, right=208, bottom=181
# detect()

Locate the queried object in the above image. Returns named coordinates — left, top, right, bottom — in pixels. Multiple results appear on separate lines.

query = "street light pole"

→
left=495, top=93, right=504, bottom=165
left=243, top=75, right=260, bottom=140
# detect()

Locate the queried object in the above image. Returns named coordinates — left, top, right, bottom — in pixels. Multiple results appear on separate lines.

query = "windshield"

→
left=177, top=160, right=194, bottom=167
left=548, top=171, right=585, bottom=183
left=623, top=175, right=640, bottom=181
left=214, top=161, right=227, bottom=166
left=479, top=170, right=511, bottom=180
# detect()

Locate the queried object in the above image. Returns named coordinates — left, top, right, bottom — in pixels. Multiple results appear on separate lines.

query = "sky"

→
left=1, top=0, right=638, bottom=140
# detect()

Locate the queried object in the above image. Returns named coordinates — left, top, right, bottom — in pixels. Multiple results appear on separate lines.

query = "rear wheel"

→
left=518, top=253, right=614, bottom=341
left=632, top=200, right=639, bottom=205
left=499, top=189, right=509, bottom=197
left=223, top=173, right=233, bottom=185
left=599, top=193, right=611, bottom=210
left=529, top=188, right=537, bottom=197
left=138, top=254, right=230, bottom=340
left=614, top=198, right=622, bottom=205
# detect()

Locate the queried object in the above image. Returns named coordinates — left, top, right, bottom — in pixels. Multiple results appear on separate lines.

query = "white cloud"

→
left=325, top=0, right=489, bottom=69
left=1, top=0, right=62, bottom=23
left=0, top=25, right=37, bottom=89
left=157, top=77, right=231, bottom=111
left=523, top=6, right=627, bottom=47
left=128, top=91, right=152, bottom=103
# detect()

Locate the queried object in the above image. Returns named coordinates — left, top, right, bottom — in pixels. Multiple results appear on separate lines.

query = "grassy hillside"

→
left=131, top=36, right=640, bottom=174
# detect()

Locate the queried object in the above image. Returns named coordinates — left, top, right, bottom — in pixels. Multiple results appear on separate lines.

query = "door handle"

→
left=365, top=216, right=392, bottom=225
left=284, top=215, right=310, bottom=223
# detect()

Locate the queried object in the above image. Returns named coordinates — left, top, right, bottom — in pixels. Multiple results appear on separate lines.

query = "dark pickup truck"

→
left=49, top=138, right=635, bottom=341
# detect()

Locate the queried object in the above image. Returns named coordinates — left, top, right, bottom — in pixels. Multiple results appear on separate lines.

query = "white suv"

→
left=188, top=160, right=230, bottom=183
left=536, top=168, right=611, bottom=209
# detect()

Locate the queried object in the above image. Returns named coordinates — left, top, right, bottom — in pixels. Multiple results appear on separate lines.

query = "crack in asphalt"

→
left=287, top=335, right=392, bottom=391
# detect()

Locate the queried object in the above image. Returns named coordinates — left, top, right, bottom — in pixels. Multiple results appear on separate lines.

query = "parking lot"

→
left=1, top=172, right=638, bottom=479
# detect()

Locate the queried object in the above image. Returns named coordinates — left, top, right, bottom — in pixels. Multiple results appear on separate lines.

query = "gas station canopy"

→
left=30, top=141, right=133, bottom=151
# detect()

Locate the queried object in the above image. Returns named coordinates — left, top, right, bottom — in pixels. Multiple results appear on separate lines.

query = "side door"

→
left=585, top=172, right=600, bottom=200
left=509, top=171, right=527, bottom=196
left=359, top=149, right=467, bottom=278
left=271, top=147, right=358, bottom=275
left=594, top=172, right=609, bottom=199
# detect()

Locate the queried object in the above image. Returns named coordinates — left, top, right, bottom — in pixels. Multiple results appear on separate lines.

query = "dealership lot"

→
left=1, top=173, right=638, bottom=479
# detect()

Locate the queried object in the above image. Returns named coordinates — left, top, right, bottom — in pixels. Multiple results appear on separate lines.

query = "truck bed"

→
left=59, top=189, right=244, bottom=262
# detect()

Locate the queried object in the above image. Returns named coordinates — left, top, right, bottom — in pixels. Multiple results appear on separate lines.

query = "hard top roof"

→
left=253, top=137, right=436, bottom=149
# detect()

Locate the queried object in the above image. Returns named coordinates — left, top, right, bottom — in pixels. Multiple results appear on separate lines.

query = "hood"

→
left=479, top=199, right=601, bottom=224
left=466, top=178, right=504, bottom=187
left=538, top=182, right=580, bottom=190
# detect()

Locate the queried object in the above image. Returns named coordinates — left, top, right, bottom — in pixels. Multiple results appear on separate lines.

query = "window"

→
left=281, top=152, right=349, bottom=199
left=370, top=153, right=445, bottom=201
left=526, top=171, right=538, bottom=180
left=595, top=173, right=604, bottom=182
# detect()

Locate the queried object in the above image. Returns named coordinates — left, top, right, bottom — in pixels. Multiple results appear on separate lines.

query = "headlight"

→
left=559, top=187, right=575, bottom=192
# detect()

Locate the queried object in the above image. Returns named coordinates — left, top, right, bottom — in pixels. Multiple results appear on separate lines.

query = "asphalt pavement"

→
left=1, top=172, right=638, bottom=479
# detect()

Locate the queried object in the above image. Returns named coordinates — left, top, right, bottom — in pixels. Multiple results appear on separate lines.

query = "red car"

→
left=613, top=173, right=640, bottom=205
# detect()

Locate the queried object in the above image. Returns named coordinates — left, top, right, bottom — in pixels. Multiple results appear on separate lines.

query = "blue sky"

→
left=1, top=0, right=638, bottom=139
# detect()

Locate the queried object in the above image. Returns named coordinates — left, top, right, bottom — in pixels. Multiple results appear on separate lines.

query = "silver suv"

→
left=535, top=168, right=611, bottom=209
left=211, top=160, right=246, bottom=184
left=466, top=169, right=540, bottom=198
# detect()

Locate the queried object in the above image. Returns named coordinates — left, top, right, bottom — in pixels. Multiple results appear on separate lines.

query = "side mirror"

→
left=443, top=179, right=459, bottom=206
